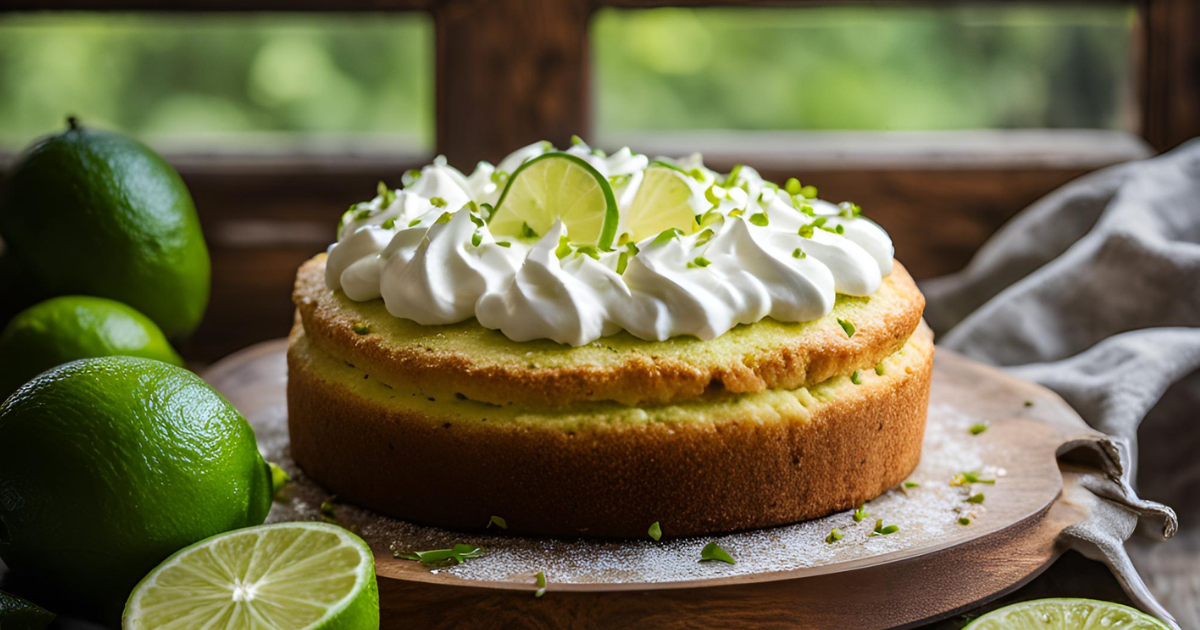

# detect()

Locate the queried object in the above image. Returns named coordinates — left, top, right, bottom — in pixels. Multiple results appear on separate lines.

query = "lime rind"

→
left=490, top=152, right=619, bottom=250
left=123, top=521, right=378, bottom=630
left=963, top=598, right=1171, bottom=630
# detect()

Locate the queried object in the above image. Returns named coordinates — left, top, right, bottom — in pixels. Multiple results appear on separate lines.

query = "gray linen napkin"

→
left=921, top=139, right=1200, bottom=628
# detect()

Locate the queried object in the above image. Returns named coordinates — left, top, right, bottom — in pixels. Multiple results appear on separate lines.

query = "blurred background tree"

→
left=0, top=5, right=1133, bottom=152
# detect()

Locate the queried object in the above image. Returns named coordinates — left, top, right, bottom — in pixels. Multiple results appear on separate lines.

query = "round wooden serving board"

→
left=205, top=341, right=1095, bottom=630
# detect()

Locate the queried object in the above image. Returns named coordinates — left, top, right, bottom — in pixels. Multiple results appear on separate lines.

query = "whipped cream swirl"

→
left=326, top=141, right=894, bottom=346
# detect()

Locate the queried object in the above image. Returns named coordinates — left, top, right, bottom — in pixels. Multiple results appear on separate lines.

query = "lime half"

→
left=491, top=152, right=618, bottom=249
left=123, top=522, right=379, bottom=630
left=625, top=166, right=698, bottom=241
left=963, top=599, right=1170, bottom=630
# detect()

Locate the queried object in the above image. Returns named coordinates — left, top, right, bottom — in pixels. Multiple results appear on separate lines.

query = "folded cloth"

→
left=921, top=139, right=1200, bottom=629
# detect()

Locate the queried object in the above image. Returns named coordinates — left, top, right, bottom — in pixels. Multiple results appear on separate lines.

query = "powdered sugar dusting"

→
left=209, top=341, right=1051, bottom=587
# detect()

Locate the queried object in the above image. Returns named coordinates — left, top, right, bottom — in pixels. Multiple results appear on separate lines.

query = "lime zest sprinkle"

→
left=352, top=323, right=370, bottom=335
left=488, top=515, right=507, bottom=529
left=408, top=218, right=422, bottom=227
left=608, top=173, right=632, bottom=188
left=268, top=462, right=290, bottom=499
left=958, top=516, right=972, bottom=526
left=648, top=521, right=662, bottom=541
left=966, top=493, right=986, bottom=504
left=870, top=519, right=900, bottom=536
left=430, top=196, right=448, bottom=208
left=699, top=542, right=736, bottom=565
left=354, top=208, right=372, bottom=221
left=704, top=184, right=722, bottom=207
left=555, top=235, right=572, bottom=259
left=951, top=471, right=997, bottom=486
left=404, top=168, right=422, bottom=184
left=835, top=224, right=845, bottom=235
left=784, top=177, right=802, bottom=196
left=853, top=504, right=869, bottom=523
left=838, top=201, right=862, bottom=217
left=875, top=363, right=885, bottom=375
left=319, top=497, right=337, bottom=521
left=688, top=167, right=706, bottom=182
left=652, top=227, right=682, bottom=246
left=381, top=217, right=396, bottom=230
left=436, top=212, right=452, bottom=224
left=616, top=251, right=630, bottom=275
left=748, top=213, right=769, bottom=227
left=801, top=185, right=819, bottom=199
left=490, top=171, right=509, bottom=186
left=851, top=370, right=862, bottom=385
left=722, top=164, right=744, bottom=188
left=496, top=241, right=512, bottom=248
left=539, top=140, right=554, bottom=151
left=521, top=222, right=538, bottom=239
left=969, top=423, right=989, bottom=435
left=695, top=228, right=716, bottom=246
left=395, top=544, right=485, bottom=566
left=534, top=571, right=547, bottom=598
left=837, top=318, right=856, bottom=338
left=693, top=256, right=712, bottom=268
left=825, top=528, right=843, bottom=544
left=471, top=232, right=483, bottom=247
left=570, top=134, right=584, bottom=146
left=903, top=481, right=919, bottom=488
left=576, top=244, right=601, bottom=260
left=792, top=247, right=807, bottom=259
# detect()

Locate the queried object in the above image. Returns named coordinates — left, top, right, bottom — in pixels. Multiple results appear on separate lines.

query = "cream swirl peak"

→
left=325, top=139, right=894, bottom=346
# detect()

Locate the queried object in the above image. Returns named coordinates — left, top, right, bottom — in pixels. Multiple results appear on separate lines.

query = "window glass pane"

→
left=0, top=13, right=433, bottom=151
left=593, top=5, right=1135, bottom=135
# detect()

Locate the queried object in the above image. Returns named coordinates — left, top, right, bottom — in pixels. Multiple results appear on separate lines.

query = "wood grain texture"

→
left=434, top=0, right=591, bottom=166
left=1140, top=0, right=1200, bottom=152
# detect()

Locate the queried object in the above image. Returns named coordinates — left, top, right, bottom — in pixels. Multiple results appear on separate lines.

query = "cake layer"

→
left=294, top=255, right=925, bottom=409
left=286, top=320, right=933, bottom=538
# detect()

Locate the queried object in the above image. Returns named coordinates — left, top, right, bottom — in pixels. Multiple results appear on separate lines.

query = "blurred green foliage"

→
left=0, top=6, right=1132, bottom=151
left=594, top=5, right=1134, bottom=133
left=0, top=13, right=433, bottom=149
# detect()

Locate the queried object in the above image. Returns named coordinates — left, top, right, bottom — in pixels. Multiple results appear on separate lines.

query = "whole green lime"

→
left=0, top=118, right=210, bottom=338
left=0, top=295, right=182, bottom=400
left=0, top=357, right=272, bottom=620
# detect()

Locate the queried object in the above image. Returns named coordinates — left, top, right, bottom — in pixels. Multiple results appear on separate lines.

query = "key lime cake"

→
left=288, top=139, right=931, bottom=538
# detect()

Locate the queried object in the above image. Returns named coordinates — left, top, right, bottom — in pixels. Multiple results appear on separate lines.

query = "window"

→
left=0, top=12, right=433, bottom=153
left=593, top=5, right=1136, bottom=137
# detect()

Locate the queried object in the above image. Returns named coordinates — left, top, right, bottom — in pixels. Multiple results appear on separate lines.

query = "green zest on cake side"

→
left=288, top=138, right=931, bottom=538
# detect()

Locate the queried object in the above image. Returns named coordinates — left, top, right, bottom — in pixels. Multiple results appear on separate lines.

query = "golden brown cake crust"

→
left=294, top=255, right=925, bottom=409
left=287, top=321, right=934, bottom=538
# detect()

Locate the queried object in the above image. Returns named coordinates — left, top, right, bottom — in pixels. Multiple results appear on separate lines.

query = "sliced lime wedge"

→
left=491, top=152, right=618, bottom=249
left=625, top=166, right=699, bottom=241
left=123, top=522, right=379, bottom=630
left=0, top=590, right=55, bottom=630
left=963, top=598, right=1170, bottom=630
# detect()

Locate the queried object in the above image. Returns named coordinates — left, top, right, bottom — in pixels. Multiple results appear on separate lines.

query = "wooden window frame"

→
left=1, top=0, right=1197, bottom=361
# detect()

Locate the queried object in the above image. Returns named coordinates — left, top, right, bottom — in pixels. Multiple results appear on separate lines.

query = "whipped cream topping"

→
left=326, top=140, right=894, bottom=346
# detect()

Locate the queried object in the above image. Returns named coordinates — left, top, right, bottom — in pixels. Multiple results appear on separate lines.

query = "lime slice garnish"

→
left=491, top=152, right=618, bottom=249
left=624, top=166, right=699, bottom=242
left=963, top=598, right=1171, bottom=630
left=123, top=522, right=378, bottom=630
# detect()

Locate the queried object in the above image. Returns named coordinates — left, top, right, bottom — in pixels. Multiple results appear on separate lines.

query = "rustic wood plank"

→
left=1140, top=0, right=1200, bottom=152
left=434, top=0, right=591, bottom=165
